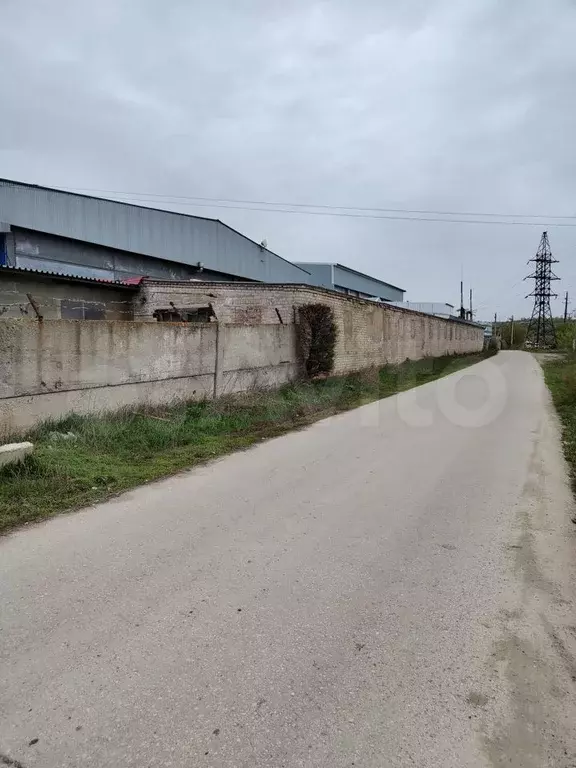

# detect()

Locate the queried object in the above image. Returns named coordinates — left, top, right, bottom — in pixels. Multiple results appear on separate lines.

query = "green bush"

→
left=297, top=304, right=338, bottom=377
left=555, top=321, right=576, bottom=351
left=499, top=321, right=527, bottom=349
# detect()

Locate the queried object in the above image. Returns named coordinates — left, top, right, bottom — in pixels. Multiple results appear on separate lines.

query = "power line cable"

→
left=53, top=185, right=576, bottom=221
left=48, top=187, right=576, bottom=227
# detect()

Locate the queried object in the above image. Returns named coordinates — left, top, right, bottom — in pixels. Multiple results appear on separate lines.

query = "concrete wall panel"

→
left=0, top=320, right=300, bottom=437
left=0, top=320, right=217, bottom=399
left=0, top=283, right=483, bottom=437
left=0, top=375, right=214, bottom=437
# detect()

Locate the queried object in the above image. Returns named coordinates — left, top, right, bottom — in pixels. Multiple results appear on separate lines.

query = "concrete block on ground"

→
left=0, top=442, right=34, bottom=468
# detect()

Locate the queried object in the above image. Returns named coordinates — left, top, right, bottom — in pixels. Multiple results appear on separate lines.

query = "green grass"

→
left=542, top=353, right=576, bottom=498
left=0, top=352, right=492, bottom=534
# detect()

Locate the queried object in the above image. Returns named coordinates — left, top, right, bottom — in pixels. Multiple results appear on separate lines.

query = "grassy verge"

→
left=0, top=351, right=492, bottom=533
left=542, top=353, right=576, bottom=503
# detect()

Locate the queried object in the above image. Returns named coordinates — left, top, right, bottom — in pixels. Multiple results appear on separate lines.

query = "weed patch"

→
left=543, top=354, right=576, bottom=496
left=0, top=352, right=492, bottom=533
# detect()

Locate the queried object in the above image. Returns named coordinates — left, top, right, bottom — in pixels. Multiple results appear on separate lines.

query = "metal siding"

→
left=294, top=261, right=403, bottom=301
left=11, top=228, right=240, bottom=282
left=15, top=255, right=115, bottom=281
left=294, top=263, right=334, bottom=288
left=0, top=181, right=308, bottom=283
left=333, top=265, right=404, bottom=301
left=14, top=228, right=114, bottom=271
left=392, top=302, right=455, bottom=316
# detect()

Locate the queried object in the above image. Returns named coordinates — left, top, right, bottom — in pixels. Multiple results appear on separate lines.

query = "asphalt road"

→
left=1, top=351, right=576, bottom=768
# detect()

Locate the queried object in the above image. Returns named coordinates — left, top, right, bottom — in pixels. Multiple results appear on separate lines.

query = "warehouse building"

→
left=391, top=301, right=455, bottom=319
left=293, top=261, right=404, bottom=302
left=0, top=180, right=407, bottom=320
left=0, top=179, right=309, bottom=284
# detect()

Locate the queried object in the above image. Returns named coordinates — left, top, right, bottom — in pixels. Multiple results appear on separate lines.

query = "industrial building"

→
left=391, top=301, right=455, bottom=319
left=0, top=180, right=408, bottom=320
left=293, top=262, right=404, bottom=302
left=0, top=179, right=310, bottom=284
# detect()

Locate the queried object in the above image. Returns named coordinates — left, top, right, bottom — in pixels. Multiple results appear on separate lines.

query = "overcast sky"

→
left=1, top=0, right=575, bottom=319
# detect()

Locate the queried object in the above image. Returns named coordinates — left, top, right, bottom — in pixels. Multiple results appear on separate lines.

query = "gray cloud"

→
left=1, top=0, right=575, bottom=318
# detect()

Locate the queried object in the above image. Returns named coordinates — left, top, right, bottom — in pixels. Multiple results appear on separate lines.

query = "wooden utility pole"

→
left=564, top=291, right=569, bottom=322
left=510, top=315, right=515, bottom=348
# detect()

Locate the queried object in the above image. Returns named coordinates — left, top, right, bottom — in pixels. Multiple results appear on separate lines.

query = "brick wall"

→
left=136, top=281, right=484, bottom=374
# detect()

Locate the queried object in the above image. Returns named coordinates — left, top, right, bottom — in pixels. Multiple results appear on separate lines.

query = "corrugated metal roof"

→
left=293, top=261, right=405, bottom=293
left=0, top=179, right=310, bottom=283
left=333, top=263, right=405, bottom=293
left=0, top=264, right=140, bottom=289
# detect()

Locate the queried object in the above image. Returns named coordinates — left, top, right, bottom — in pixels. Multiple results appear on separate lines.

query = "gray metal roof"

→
left=0, top=179, right=310, bottom=284
left=0, top=264, right=140, bottom=289
left=296, top=261, right=404, bottom=293
left=332, top=263, right=404, bottom=293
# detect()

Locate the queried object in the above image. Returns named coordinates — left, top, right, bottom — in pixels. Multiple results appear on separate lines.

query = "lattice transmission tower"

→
left=524, top=231, right=560, bottom=348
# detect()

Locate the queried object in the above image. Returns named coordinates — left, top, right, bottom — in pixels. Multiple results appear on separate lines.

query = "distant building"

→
left=391, top=301, right=455, bottom=319
left=0, top=179, right=310, bottom=285
left=293, top=262, right=405, bottom=302
left=477, top=322, right=493, bottom=339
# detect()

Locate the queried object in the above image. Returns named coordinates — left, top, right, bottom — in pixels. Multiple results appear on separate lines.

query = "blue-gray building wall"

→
left=9, top=228, right=240, bottom=283
left=0, top=180, right=309, bottom=283
left=332, top=265, right=404, bottom=301
left=296, top=263, right=334, bottom=290
left=294, top=261, right=404, bottom=301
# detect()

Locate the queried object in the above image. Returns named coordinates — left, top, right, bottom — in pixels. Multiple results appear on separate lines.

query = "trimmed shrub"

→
left=297, top=304, right=338, bottom=378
